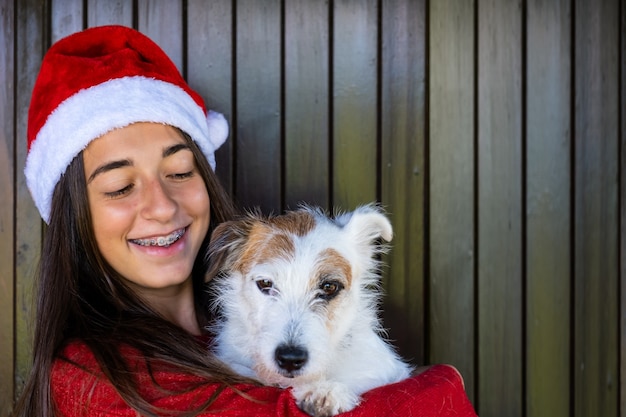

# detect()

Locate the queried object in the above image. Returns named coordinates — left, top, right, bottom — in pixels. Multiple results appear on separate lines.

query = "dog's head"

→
left=206, top=204, right=392, bottom=385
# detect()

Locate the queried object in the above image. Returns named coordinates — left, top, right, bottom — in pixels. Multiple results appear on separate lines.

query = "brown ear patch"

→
left=229, top=210, right=317, bottom=274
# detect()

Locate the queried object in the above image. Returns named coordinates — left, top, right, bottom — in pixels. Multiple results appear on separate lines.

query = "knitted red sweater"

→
left=51, top=341, right=477, bottom=416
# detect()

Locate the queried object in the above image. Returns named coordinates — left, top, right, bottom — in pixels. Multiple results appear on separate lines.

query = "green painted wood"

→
left=14, top=0, right=46, bottom=402
left=477, top=0, right=523, bottom=416
left=234, top=0, right=282, bottom=212
left=87, top=0, right=133, bottom=27
left=284, top=0, right=330, bottom=210
left=379, top=0, right=426, bottom=367
left=526, top=1, right=571, bottom=416
left=428, top=0, right=475, bottom=401
left=331, top=0, right=378, bottom=210
left=0, top=1, right=15, bottom=414
left=187, top=0, right=235, bottom=195
left=573, top=1, right=619, bottom=416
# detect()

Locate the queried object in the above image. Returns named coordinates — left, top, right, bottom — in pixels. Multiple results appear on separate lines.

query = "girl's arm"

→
left=51, top=341, right=476, bottom=417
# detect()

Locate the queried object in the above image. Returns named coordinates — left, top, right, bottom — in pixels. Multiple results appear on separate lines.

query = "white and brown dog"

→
left=205, top=205, right=412, bottom=417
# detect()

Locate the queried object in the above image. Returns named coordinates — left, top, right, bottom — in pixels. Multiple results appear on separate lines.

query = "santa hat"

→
left=24, top=25, right=228, bottom=224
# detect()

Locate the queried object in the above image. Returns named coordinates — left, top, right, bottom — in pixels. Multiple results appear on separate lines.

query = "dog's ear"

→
left=341, top=204, right=393, bottom=247
left=205, top=219, right=252, bottom=282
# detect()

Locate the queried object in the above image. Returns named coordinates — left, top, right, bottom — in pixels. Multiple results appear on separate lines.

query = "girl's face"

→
left=83, top=122, right=210, bottom=296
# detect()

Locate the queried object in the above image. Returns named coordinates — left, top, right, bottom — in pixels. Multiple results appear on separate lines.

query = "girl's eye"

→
left=256, top=279, right=275, bottom=295
left=104, top=184, right=133, bottom=198
left=169, top=171, right=194, bottom=180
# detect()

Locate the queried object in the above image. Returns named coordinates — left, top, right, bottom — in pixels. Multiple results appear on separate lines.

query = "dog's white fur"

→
left=206, top=204, right=412, bottom=417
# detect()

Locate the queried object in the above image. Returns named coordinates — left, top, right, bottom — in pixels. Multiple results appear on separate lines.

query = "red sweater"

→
left=51, top=341, right=478, bottom=416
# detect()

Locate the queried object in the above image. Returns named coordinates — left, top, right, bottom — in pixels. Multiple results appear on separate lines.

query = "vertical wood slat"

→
left=573, top=1, right=620, bottom=416
left=428, top=0, right=476, bottom=401
left=234, top=0, right=282, bottom=212
left=136, top=0, right=184, bottom=73
left=51, top=0, right=83, bottom=41
left=0, top=0, right=15, bottom=414
left=14, top=0, right=46, bottom=403
left=379, top=0, right=427, bottom=366
left=477, top=0, right=523, bottom=415
left=87, top=0, right=133, bottom=27
left=525, top=1, right=572, bottom=416
left=621, top=2, right=626, bottom=415
left=331, top=0, right=378, bottom=209
left=186, top=0, right=235, bottom=195
left=284, top=0, right=330, bottom=210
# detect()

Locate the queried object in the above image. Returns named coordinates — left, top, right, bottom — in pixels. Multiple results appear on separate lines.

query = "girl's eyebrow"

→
left=87, top=159, right=132, bottom=183
left=87, top=143, right=191, bottom=183
left=163, top=143, right=190, bottom=158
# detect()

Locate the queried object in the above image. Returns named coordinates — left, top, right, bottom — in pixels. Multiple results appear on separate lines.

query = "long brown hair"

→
left=13, top=131, right=248, bottom=417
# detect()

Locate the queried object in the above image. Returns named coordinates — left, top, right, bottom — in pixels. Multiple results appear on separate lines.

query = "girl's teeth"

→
left=132, top=229, right=184, bottom=247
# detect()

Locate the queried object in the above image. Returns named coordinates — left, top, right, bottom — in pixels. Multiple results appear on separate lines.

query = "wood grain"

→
left=187, top=0, right=235, bottom=194
left=428, top=0, right=475, bottom=401
left=284, top=0, right=330, bottom=209
left=14, top=0, right=46, bottom=403
left=477, top=0, right=523, bottom=415
left=526, top=1, right=571, bottom=416
left=234, top=0, right=282, bottom=212
left=0, top=1, right=15, bottom=414
left=87, top=0, right=133, bottom=27
left=379, top=0, right=427, bottom=367
left=573, top=1, right=619, bottom=416
left=331, top=0, right=378, bottom=209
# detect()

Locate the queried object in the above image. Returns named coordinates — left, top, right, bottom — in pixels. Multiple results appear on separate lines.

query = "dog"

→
left=205, top=204, right=412, bottom=417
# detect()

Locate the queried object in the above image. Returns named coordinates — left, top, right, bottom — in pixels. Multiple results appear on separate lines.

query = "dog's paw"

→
left=292, top=382, right=360, bottom=417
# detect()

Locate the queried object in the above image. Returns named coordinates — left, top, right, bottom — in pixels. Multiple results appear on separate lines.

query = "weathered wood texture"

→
left=2, top=1, right=624, bottom=417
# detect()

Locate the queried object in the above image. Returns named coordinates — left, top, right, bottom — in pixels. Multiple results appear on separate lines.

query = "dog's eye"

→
left=318, top=280, right=343, bottom=300
left=256, top=279, right=275, bottom=295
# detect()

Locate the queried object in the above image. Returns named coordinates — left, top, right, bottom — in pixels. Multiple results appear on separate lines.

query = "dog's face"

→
left=206, top=205, right=392, bottom=387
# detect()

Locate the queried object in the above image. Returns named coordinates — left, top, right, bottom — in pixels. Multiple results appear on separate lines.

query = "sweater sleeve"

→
left=51, top=341, right=477, bottom=417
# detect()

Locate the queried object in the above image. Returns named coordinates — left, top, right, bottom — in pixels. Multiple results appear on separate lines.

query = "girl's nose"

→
left=141, top=179, right=177, bottom=221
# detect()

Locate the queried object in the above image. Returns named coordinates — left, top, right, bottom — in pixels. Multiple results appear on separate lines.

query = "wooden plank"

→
left=14, top=0, right=47, bottom=401
left=526, top=1, right=572, bottom=416
left=573, top=1, right=619, bottom=416
left=0, top=1, right=15, bottom=414
left=137, top=0, right=183, bottom=73
left=51, top=0, right=83, bottom=41
left=87, top=0, right=133, bottom=27
left=477, top=0, right=523, bottom=415
left=619, top=4, right=626, bottom=417
left=427, top=0, right=475, bottom=400
left=284, top=0, right=330, bottom=209
left=379, top=0, right=426, bottom=367
left=187, top=0, right=235, bottom=196
left=331, top=0, right=378, bottom=210
left=234, top=0, right=282, bottom=212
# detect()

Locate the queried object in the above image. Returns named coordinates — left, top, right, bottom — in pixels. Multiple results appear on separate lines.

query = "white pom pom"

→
left=207, top=110, right=229, bottom=149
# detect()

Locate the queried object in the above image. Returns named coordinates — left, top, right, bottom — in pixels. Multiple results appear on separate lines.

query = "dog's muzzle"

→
left=275, top=344, right=308, bottom=376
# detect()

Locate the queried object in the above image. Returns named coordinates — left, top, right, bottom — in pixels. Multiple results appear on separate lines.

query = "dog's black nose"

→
left=275, top=344, right=308, bottom=373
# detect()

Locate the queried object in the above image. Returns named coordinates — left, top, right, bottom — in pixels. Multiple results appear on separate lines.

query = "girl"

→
left=13, top=25, right=476, bottom=417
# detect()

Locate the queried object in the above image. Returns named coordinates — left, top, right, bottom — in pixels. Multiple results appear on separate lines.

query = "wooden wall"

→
left=0, top=1, right=623, bottom=416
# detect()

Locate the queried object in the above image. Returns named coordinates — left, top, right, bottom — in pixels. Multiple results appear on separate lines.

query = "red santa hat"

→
left=25, top=25, right=228, bottom=223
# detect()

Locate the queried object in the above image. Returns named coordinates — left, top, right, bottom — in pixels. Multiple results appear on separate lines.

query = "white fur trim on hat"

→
left=24, top=75, right=228, bottom=223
